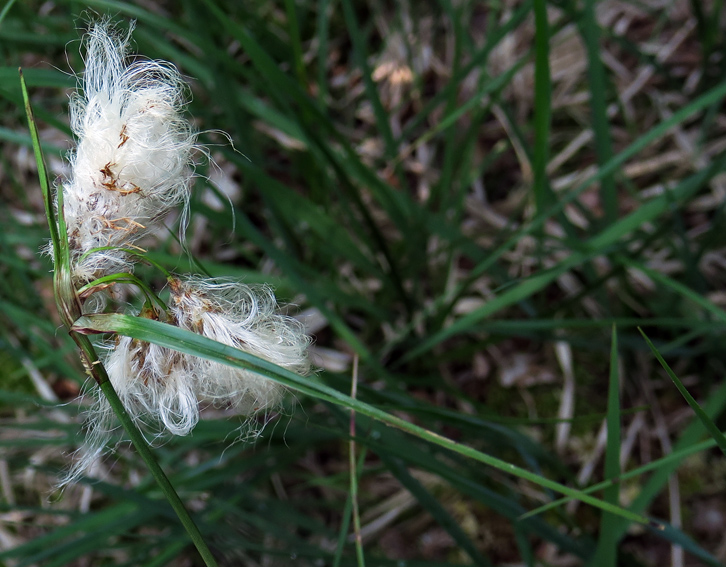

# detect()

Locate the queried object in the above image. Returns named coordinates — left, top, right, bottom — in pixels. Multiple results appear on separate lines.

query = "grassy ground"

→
left=1, top=0, right=726, bottom=565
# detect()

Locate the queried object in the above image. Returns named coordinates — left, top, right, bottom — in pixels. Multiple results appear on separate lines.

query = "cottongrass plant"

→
left=22, top=19, right=310, bottom=565
left=54, top=20, right=311, bottom=483
left=62, top=20, right=197, bottom=283
left=14, top=6, right=720, bottom=564
left=169, top=276, right=311, bottom=414
left=80, top=277, right=311, bottom=481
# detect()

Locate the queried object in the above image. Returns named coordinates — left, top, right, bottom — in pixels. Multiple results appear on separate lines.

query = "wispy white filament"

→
left=59, top=21, right=312, bottom=487
left=62, top=21, right=197, bottom=282
left=169, top=276, right=312, bottom=414
left=66, top=276, right=311, bottom=484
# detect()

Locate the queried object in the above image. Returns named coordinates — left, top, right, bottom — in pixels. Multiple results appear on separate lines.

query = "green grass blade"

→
left=72, top=313, right=655, bottom=526
left=403, top=151, right=726, bottom=361
left=521, top=434, right=721, bottom=519
left=381, top=453, right=491, bottom=566
left=639, top=327, right=726, bottom=457
left=339, top=409, right=589, bottom=557
left=22, top=68, right=218, bottom=566
left=593, top=325, right=622, bottom=566
left=0, top=502, right=138, bottom=561
left=83, top=0, right=191, bottom=37
left=649, top=522, right=722, bottom=567
left=145, top=541, right=188, bottom=567
left=429, top=0, right=464, bottom=213
left=97, top=376, right=220, bottom=567
left=0, top=0, right=19, bottom=25
left=399, top=57, right=525, bottom=173
left=621, top=258, right=726, bottom=325
left=613, top=379, right=726, bottom=540
left=339, top=0, right=397, bottom=165
left=350, top=440, right=366, bottom=567
left=283, top=0, right=306, bottom=86
left=315, top=0, right=332, bottom=102
left=332, top=489, right=354, bottom=567
left=18, top=69, right=59, bottom=254
left=199, top=202, right=376, bottom=362
left=399, top=0, right=533, bottom=140
left=348, top=363, right=366, bottom=567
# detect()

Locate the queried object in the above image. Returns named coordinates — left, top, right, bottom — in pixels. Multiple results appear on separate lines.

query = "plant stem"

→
left=349, top=356, right=365, bottom=567
left=20, top=68, right=218, bottom=567
left=72, top=332, right=220, bottom=567
left=100, top=371, right=218, bottom=565
left=77, top=272, right=168, bottom=312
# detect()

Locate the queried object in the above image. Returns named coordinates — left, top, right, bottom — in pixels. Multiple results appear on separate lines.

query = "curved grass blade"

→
left=19, top=69, right=59, bottom=253
left=381, top=453, right=491, bottom=566
left=622, top=258, right=726, bottom=325
left=522, top=381, right=726, bottom=519
left=22, top=67, right=219, bottom=567
left=639, top=327, right=726, bottom=456
left=580, top=0, right=616, bottom=223
left=86, top=359, right=220, bottom=567
left=73, top=313, right=654, bottom=526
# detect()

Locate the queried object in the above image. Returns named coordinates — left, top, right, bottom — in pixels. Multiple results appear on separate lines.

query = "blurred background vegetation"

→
left=2, top=0, right=726, bottom=565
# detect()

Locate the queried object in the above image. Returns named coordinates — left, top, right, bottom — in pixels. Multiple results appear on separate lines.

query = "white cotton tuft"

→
left=62, top=20, right=197, bottom=283
left=65, top=278, right=311, bottom=482
left=169, top=275, right=312, bottom=415
left=104, top=335, right=200, bottom=436
left=63, top=334, right=199, bottom=485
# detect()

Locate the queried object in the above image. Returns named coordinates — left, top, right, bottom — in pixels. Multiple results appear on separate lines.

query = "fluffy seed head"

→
left=63, top=20, right=197, bottom=282
left=63, top=332, right=199, bottom=485
left=66, top=277, right=311, bottom=483
left=169, top=275, right=312, bottom=414
left=105, top=335, right=199, bottom=436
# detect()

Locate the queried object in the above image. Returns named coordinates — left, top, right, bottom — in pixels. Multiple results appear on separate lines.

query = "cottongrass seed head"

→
left=169, top=275, right=312, bottom=414
left=62, top=20, right=197, bottom=283
left=66, top=277, right=311, bottom=484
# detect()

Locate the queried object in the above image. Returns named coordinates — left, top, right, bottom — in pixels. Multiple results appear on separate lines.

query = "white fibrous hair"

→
left=64, top=333, right=198, bottom=485
left=66, top=277, right=310, bottom=483
left=62, top=21, right=197, bottom=282
left=105, top=335, right=199, bottom=436
left=168, top=276, right=312, bottom=415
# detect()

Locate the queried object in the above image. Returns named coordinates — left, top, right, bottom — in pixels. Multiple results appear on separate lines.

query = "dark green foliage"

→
left=1, top=0, right=726, bottom=565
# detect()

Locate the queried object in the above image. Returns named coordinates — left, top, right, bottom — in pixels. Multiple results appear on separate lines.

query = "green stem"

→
left=533, top=0, right=552, bottom=219
left=77, top=272, right=168, bottom=312
left=70, top=332, right=219, bottom=567
left=78, top=246, right=172, bottom=278
left=348, top=358, right=365, bottom=567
